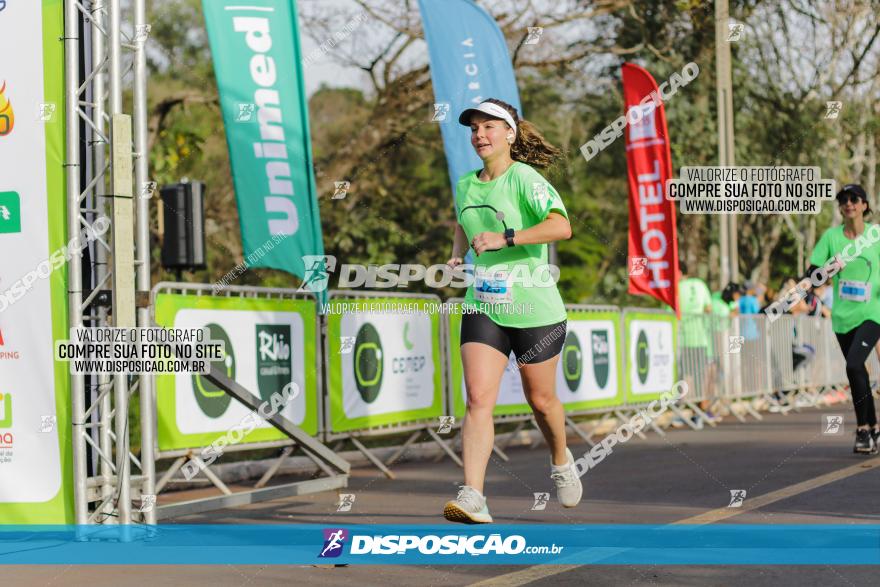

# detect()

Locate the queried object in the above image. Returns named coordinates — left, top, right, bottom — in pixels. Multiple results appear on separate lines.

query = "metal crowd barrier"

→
left=676, top=313, right=862, bottom=418
left=146, top=282, right=345, bottom=519
left=145, top=284, right=874, bottom=503
left=321, top=290, right=454, bottom=478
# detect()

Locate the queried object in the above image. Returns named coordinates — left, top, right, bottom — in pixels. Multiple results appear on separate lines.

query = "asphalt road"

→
left=7, top=404, right=880, bottom=586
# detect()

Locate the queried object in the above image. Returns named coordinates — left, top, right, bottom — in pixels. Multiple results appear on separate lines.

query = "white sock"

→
left=551, top=451, right=571, bottom=471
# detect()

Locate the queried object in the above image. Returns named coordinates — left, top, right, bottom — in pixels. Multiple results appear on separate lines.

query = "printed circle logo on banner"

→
left=636, top=329, right=650, bottom=384
left=191, top=323, right=235, bottom=418
left=562, top=332, right=582, bottom=391
left=591, top=329, right=610, bottom=389
left=354, top=323, right=383, bottom=403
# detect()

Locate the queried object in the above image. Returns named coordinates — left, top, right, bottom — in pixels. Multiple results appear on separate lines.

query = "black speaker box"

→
left=160, top=181, right=206, bottom=271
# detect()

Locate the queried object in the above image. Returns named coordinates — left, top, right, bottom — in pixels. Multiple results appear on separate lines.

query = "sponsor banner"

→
left=622, top=63, right=679, bottom=317
left=0, top=0, right=72, bottom=522
left=154, top=294, right=319, bottom=451
left=449, top=307, right=625, bottom=417
left=202, top=0, right=326, bottom=304
left=624, top=310, right=677, bottom=403
left=2, top=524, right=880, bottom=564
left=325, top=298, right=443, bottom=433
left=554, top=311, right=624, bottom=410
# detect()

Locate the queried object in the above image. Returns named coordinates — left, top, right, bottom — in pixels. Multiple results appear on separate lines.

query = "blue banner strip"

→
left=1, top=525, right=879, bottom=565
left=417, top=0, right=522, bottom=201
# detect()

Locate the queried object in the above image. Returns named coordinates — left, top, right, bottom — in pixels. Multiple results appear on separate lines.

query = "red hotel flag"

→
left=622, top=63, right=679, bottom=317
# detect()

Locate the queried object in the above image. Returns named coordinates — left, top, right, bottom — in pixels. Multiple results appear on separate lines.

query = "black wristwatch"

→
left=504, top=228, right=516, bottom=247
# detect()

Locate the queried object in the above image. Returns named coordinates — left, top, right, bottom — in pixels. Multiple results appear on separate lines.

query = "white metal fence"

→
left=677, top=313, right=873, bottom=410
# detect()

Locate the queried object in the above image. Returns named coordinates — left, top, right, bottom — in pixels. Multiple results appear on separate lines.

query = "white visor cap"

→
left=458, top=101, right=517, bottom=135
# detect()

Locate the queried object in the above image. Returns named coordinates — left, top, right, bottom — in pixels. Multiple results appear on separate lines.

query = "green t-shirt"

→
left=455, top=161, right=568, bottom=328
left=708, top=292, right=731, bottom=357
left=678, top=277, right=712, bottom=348
left=809, top=223, right=880, bottom=334
left=711, top=292, right=731, bottom=326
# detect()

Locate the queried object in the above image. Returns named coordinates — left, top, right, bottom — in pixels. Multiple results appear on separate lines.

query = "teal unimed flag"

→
left=202, top=0, right=325, bottom=303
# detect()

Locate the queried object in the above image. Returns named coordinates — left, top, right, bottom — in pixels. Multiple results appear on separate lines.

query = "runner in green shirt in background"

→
left=677, top=261, right=714, bottom=427
left=800, top=184, right=880, bottom=454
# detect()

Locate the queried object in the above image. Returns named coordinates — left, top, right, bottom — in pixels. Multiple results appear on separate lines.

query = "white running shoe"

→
left=443, top=485, right=493, bottom=524
left=550, top=447, right=583, bottom=508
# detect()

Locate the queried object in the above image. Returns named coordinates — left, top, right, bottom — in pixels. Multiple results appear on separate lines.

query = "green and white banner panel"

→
left=624, top=309, right=678, bottom=404
left=449, top=305, right=624, bottom=419
left=325, top=297, right=443, bottom=434
left=154, top=294, right=319, bottom=451
left=555, top=309, right=624, bottom=412
left=0, top=0, right=72, bottom=523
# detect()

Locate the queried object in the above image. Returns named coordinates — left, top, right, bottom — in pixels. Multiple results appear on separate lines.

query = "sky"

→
left=298, top=0, right=380, bottom=97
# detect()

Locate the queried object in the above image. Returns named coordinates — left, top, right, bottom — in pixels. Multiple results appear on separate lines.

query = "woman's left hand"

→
left=471, top=232, right=506, bottom=256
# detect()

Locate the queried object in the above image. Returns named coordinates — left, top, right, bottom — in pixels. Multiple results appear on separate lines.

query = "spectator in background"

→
left=738, top=281, right=761, bottom=369
left=755, top=282, right=768, bottom=308
left=807, top=283, right=832, bottom=318
left=821, top=281, right=834, bottom=310
left=765, top=278, right=815, bottom=412
left=677, top=261, right=714, bottom=427
left=761, top=285, right=778, bottom=313
left=739, top=281, right=761, bottom=315
left=724, top=282, right=742, bottom=315
left=705, top=282, right=742, bottom=421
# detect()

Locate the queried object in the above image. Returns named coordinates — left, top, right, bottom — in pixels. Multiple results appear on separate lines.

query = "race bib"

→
left=839, top=279, right=871, bottom=302
left=474, top=267, right=513, bottom=304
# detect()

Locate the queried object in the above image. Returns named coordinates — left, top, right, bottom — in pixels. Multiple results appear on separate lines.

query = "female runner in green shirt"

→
left=442, top=99, right=581, bottom=524
left=802, top=184, right=880, bottom=454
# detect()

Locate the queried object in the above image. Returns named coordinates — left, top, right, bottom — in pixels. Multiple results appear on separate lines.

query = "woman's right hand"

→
left=447, top=256, right=463, bottom=268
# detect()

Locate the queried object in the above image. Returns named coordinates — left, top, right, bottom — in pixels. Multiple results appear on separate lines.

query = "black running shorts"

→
left=460, top=311, right=566, bottom=364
